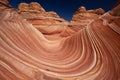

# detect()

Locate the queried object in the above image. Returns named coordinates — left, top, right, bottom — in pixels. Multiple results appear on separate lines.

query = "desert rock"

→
left=0, top=1, right=120, bottom=80
left=0, top=0, right=9, bottom=5
left=18, top=2, right=60, bottom=18
left=71, top=6, right=105, bottom=27
left=18, top=2, right=70, bottom=36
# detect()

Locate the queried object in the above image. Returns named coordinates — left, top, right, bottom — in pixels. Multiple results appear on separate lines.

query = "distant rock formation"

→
left=71, top=6, right=105, bottom=26
left=18, top=2, right=60, bottom=18
left=18, top=2, right=69, bottom=36
left=0, top=0, right=120, bottom=80
left=18, top=2, right=45, bottom=13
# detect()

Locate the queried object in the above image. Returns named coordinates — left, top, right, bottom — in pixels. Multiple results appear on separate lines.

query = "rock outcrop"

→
left=0, top=0, right=120, bottom=80
left=18, top=2, right=45, bottom=13
left=110, top=2, right=120, bottom=16
left=18, top=2, right=60, bottom=18
left=0, top=0, right=9, bottom=5
left=71, top=6, right=105, bottom=26
left=0, top=0, right=11, bottom=10
left=114, top=0, right=120, bottom=7
left=18, top=2, right=69, bottom=37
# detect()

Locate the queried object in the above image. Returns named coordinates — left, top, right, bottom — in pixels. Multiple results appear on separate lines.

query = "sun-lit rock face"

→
left=18, top=2, right=60, bottom=18
left=71, top=6, right=105, bottom=27
left=18, top=2, right=70, bottom=37
left=0, top=1, right=120, bottom=80
left=18, top=2, right=45, bottom=13
left=18, top=3, right=29, bottom=12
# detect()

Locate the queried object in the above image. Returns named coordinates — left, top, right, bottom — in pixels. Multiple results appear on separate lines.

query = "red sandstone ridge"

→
left=17, top=2, right=70, bottom=38
left=69, top=6, right=105, bottom=32
left=18, top=2, right=60, bottom=18
left=71, top=6, right=105, bottom=26
left=0, top=0, right=120, bottom=80
left=18, top=2, right=66, bottom=22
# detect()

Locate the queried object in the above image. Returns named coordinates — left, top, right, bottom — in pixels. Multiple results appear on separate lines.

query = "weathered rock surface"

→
left=18, top=2, right=60, bottom=18
left=110, top=2, right=120, bottom=16
left=0, top=0, right=9, bottom=5
left=18, top=2, right=70, bottom=37
left=0, top=1, right=120, bottom=80
left=18, top=2, right=45, bottom=13
left=71, top=6, right=105, bottom=27
left=114, top=0, right=120, bottom=7
left=0, top=0, right=11, bottom=10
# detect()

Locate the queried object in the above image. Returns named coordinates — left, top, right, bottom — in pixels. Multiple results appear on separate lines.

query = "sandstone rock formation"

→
left=0, top=0, right=9, bottom=5
left=110, top=2, right=120, bottom=16
left=0, top=0, right=11, bottom=10
left=18, top=2, right=70, bottom=37
left=114, top=0, right=120, bottom=7
left=0, top=0, right=120, bottom=80
left=69, top=6, right=105, bottom=32
left=18, top=2, right=60, bottom=18
left=71, top=6, right=105, bottom=27
left=18, top=2, right=45, bottom=13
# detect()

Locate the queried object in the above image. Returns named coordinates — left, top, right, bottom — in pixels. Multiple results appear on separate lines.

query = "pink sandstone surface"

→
left=0, top=0, right=120, bottom=80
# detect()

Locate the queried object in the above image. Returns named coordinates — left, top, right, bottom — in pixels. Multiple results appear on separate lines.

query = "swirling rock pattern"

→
left=0, top=1, right=120, bottom=80
left=18, top=2, right=70, bottom=38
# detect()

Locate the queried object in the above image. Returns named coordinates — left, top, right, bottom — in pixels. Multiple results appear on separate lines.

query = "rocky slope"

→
left=0, top=0, right=120, bottom=80
left=18, top=2, right=70, bottom=39
left=70, top=6, right=105, bottom=27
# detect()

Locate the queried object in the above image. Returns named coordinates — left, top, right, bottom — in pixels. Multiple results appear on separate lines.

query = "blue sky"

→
left=9, top=0, right=117, bottom=21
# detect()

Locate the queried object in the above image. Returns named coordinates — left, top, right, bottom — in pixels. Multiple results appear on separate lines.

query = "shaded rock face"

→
left=0, top=0, right=11, bottom=10
left=71, top=6, right=105, bottom=27
left=114, top=0, right=120, bottom=7
left=0, top=0, right=9, bottom=5
left=110, top=3, right=120, bottom=16
left=0, top=1, right=120, bottom=80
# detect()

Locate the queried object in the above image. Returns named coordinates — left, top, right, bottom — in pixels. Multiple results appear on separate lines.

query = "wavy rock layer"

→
left=0, top=1, right=120, bottom=80
left=18, top=2, right=70, bottom=38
